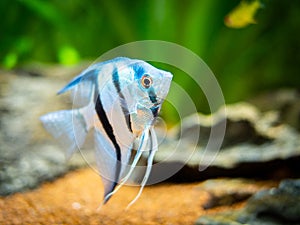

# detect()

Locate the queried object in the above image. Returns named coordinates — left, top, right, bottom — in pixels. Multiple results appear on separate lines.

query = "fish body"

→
left=224, top=0, right=262, bottom=29
left=40, top=57, right=172, bottom=205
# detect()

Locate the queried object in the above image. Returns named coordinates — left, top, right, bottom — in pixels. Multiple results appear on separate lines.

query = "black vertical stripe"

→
left=148, top=89, right=159, bottom=117
left=150, top=106, right=159, bottom=117
left=95, top=95, right=121, bottom=201
left=112, top=67, right=132, bottom=132
left=148, top=89, right=158, bottom=104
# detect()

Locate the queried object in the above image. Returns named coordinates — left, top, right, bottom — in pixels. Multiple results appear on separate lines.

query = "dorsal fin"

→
left=57, top=68, right=98, bottom=95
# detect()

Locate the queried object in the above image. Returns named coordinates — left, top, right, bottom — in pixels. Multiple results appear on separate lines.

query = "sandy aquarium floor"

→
left=0, top=168, right=259, bottom=225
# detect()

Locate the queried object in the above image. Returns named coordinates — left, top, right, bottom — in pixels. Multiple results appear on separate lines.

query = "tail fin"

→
left=40, top=108, right=88, bottom=159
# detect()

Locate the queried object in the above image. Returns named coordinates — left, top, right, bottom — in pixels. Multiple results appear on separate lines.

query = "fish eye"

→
left=141, top=74, right=153, bottom=89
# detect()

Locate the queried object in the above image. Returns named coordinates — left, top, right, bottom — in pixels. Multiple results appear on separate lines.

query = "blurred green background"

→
left=1, top=0, right=300, bottom=122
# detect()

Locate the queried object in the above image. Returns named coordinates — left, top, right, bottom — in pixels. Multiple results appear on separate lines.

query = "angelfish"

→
left=40, top=57, right=172, bottom=207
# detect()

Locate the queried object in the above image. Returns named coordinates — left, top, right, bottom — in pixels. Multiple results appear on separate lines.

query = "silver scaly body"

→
left=40, top=57, right=173, bottom=207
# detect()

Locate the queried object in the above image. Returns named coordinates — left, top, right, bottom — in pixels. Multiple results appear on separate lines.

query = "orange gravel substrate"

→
left=0, top=168, right=263, bottom=225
